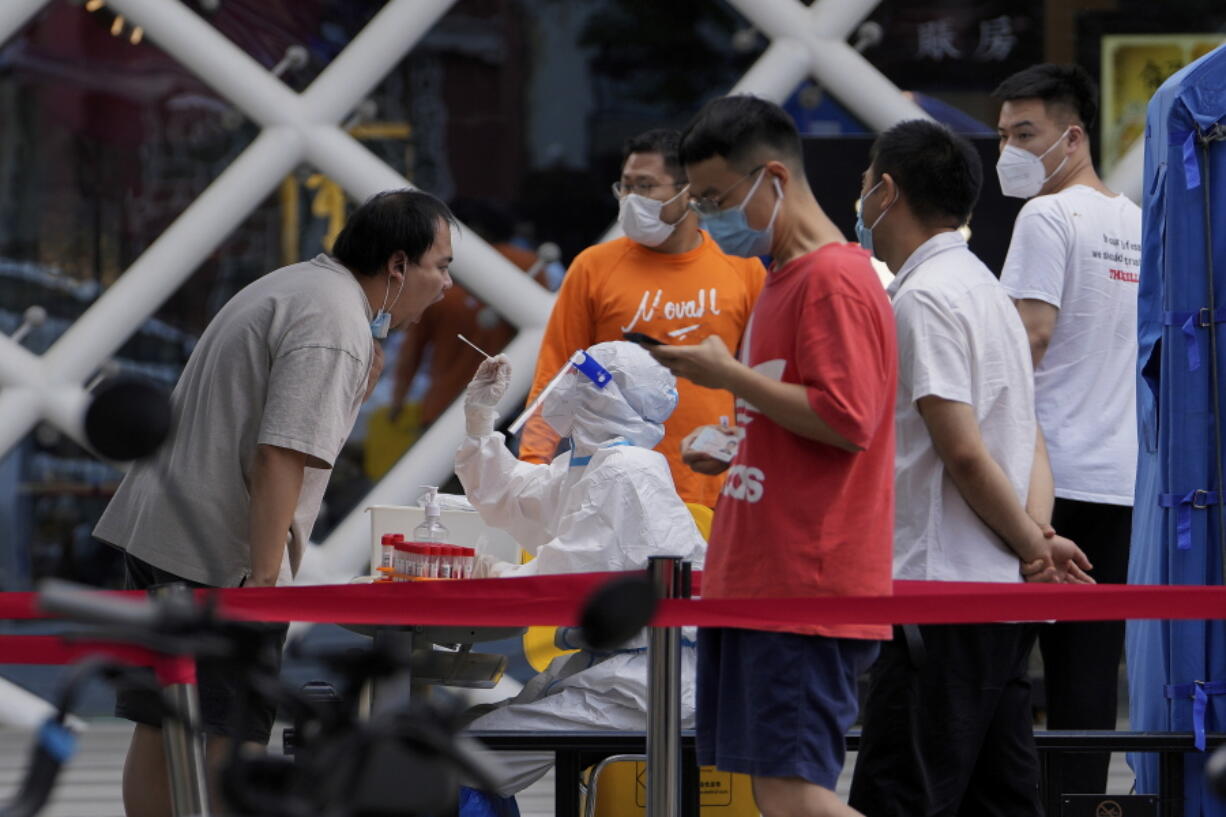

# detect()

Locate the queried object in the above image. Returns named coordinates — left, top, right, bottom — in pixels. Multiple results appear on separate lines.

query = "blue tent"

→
left=1129, top=44, right=1226, bottom=816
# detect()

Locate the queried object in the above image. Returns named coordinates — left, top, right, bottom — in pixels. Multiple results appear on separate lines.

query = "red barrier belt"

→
left=0, top=635, right=197, bottom=682
left=152, top=654, right=197, bottom=686
left=0, top=635, right=164, bottom=667
left=658, top=581, right=1226, bottom=629
left=3, top=575, right=1225, bottom=631
left=211, top=577, right=1226, bottom=628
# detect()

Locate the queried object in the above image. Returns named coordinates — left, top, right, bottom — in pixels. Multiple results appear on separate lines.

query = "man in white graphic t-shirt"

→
left=994, top=63, right=1142, bottom=797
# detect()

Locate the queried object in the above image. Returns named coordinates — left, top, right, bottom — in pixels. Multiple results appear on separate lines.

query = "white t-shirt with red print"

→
left=1001, top=185, right=1141, bottom=506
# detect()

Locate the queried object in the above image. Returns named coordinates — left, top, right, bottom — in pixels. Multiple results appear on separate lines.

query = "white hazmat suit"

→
left=455, top=341, right=706, bottom=795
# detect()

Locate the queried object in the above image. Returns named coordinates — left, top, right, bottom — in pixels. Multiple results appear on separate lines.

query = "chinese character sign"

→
left=869, top=1, right=1041, bottom=91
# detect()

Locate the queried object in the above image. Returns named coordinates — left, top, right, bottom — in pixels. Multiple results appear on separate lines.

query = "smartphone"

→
left=623, top=331, right=666, bottom=347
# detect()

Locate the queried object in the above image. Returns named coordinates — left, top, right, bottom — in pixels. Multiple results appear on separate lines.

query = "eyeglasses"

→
left=688, top=165, right=766, bottom=217
left=611, top=180, right=687, bottom=199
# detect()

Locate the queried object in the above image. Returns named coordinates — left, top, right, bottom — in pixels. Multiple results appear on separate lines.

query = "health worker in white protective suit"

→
left=455, top=340, right=706, bottom=796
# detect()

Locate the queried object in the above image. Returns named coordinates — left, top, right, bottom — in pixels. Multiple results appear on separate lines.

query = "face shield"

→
left=510, top=341, right=678, bottom=454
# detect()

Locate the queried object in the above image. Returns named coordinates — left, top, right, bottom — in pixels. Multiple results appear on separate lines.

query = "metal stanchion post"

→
left=370, top=628, right=415, bottom=718
left=646, top=556, right=686, bottom=817
left=163, top=681, right=209, bottom=817
left=153, top=584, right=210, bottom=817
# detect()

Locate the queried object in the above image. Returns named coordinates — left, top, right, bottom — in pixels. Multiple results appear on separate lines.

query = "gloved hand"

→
left=472, top=553, right=515, bottom=579
left=464, top=354, right=511, bottom=437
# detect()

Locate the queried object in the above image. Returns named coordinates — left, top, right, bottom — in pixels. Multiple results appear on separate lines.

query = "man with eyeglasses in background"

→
left=518, top=128, right=764, bottom=509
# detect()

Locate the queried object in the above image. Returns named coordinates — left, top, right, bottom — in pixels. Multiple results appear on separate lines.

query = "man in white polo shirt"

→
left=994, top=63, right=1142, bottom=796
left=848, top=120, right=1093, bottom=817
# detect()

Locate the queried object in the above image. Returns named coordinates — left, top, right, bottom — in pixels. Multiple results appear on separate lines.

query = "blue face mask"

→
left=854, top=181, right=892, bottom=257
left=701, top=170, right=782, bottom=258
left=369, top=269, right=405, bottom=338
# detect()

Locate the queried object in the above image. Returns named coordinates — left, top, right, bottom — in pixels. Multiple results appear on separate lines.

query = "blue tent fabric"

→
left=1129, top=44, right=1226, bottom=816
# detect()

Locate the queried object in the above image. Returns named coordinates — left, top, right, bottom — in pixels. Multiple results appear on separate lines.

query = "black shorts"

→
left=113, top=553, right=287, bottom=744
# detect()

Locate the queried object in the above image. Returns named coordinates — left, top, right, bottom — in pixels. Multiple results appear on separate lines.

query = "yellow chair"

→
left=584, top=758, right=759, bottom=817
left=579, top=501, right=759, bottom=817
left=522, top=541, right=578, bottom=671
left=362, top=403, right=422, bottom=480
left=684, top=502, right=714, bottom=541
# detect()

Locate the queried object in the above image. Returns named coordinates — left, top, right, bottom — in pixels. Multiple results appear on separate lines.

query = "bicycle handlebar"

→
left=16, top=570, right=650, bottom=816
left=36, top=579, right=159, bottom=630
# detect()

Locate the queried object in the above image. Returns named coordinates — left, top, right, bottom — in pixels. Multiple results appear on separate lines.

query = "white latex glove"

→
left=464, top=354, right=511, bottom=437
left=472, top=553, right=516, bottom=579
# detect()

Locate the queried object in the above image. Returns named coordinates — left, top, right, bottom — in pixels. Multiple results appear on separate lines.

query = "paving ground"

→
left=0, top=719, right=1139, bottom=817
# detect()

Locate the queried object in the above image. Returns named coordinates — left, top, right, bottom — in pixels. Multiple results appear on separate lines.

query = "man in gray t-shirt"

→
left=93, top=190, right=455, bottom=817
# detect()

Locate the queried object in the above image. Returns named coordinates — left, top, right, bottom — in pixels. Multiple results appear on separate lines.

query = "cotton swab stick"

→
left=457, top=333, right=494, bottom=359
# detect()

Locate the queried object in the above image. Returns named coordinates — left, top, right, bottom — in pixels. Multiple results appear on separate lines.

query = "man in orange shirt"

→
left=519, top=129, right=765, bottom=508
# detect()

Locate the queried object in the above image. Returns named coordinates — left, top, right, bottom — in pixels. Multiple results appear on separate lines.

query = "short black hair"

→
left=679, top=95, right=802, bottom=171
left=332, top=189, right=456, bottom=277
left=868, top=120, right=982, bottom=225
left=992, top=63, right=1098, bottom=130
left=622, top=128, right=684, bottom=181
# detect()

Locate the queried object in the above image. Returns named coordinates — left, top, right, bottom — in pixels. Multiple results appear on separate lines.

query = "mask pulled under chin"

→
left=370, top=270, right=406, bottom=338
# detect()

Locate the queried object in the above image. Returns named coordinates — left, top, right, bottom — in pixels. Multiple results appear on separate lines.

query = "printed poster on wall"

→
left=1101, top=35, right=1225, bottom=176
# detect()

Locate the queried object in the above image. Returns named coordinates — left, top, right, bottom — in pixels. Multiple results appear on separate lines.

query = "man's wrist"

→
left=1013, top=524, right=1049, bottom=563
left=249, top=540, right=284, bottom=586
left=719, top=359, right=750, bottom=396
left=1027, top=511, right=1052, bottom=529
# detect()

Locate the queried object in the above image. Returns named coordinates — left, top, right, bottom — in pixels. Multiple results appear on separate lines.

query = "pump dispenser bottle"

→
left=413, top=485, right=451, bottom=550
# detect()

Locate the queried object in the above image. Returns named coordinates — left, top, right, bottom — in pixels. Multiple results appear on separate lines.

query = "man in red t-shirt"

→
left=650, top=96, right=896, bottom=817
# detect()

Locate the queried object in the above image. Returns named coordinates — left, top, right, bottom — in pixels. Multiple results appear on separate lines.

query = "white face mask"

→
left=617, top=186, right=690, bottom=248
left=996, top=127, right=1071, bottom=199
